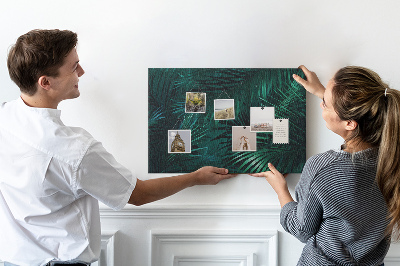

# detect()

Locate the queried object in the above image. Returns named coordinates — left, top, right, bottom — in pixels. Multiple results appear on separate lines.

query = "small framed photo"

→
left=168, top=130, right=191, bottom=153
left=250, top=107, right=275, bottom=132
left=232, top=126, right=257, bottom=152
left=185, top=92, right=206, bottom=113
left=214, top=99, right=235, bottom=120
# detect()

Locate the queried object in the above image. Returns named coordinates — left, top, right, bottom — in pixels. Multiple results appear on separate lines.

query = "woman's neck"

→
left=342, top=139, right=373, bottom=153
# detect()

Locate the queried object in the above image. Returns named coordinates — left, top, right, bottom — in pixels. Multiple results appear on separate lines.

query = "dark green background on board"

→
left=148, top=68, right=306, bottom=173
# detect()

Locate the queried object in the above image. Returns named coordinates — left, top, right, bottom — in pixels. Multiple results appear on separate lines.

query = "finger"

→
left=215, top=173, right=237, bottom=184
left=283, top=173, right=289, bottom=178
left=267, top=163, right=281, bottom=175
left=249, top=173, right=266, bottom=177
left=293, top=73, right=307, bottom=87
left=210, top=167, right=229, bottom=175
left=298, top=65, right=311, bottom=74
left=223, top=173, right=237, bottom=179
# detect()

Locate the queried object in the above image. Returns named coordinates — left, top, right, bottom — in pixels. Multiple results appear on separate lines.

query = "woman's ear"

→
left=345, top=120, right=358, bottom=131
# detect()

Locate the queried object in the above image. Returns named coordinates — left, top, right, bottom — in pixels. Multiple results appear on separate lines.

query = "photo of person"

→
left=214, top=99, right=235, bottom=120
left=232, top=126, right=257, bottom=152
left=185, top=92, right=206, bottom=113
left=168, top=130, right=191, bottom=153
left=250, top=107, right=275, bottom=132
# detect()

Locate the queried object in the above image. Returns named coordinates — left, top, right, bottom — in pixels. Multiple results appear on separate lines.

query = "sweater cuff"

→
left=280, top=201, right=298, bottom=231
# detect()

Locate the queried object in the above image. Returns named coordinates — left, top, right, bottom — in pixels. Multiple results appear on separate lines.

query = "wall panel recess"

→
left=151, top=230, right=277, bottom=266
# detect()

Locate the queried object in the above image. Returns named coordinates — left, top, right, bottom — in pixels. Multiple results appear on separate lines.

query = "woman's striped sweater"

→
left=281, top=148, right=390, bottom=265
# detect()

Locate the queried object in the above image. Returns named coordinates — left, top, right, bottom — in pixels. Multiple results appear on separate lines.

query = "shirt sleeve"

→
left=74, top=140, right=137, bottom=210
left=280, top=157, right=324, bottom=243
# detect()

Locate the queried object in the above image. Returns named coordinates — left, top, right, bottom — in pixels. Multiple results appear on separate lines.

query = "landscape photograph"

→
left=214, top=99, right=235, bottom=120
left=250, top=106, right=275, bottom=132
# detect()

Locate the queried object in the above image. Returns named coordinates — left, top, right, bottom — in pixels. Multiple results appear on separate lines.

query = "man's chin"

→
left=66, top=91, right=80, bottom=100
left=73, top=90, right=80, bottom=98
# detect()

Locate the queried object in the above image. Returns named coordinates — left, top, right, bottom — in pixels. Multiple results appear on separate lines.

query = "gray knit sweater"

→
left=281, top=148, right=390, bottom=265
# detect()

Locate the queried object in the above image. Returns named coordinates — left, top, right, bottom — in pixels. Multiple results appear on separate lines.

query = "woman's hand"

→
left=250, top=163, right=294, bottom=207
left=293, top=65, right=325, bottom=99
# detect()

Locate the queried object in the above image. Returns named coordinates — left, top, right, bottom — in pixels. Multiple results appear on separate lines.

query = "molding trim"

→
left=385, top=256, right=400, bottom=263
left=92, top=230, right=117, bottom=266
left=173, top=255, right=256, bottom=266
left=100, top=205, right=281, bottom=219
left=151, top=230, right=278, bottom=266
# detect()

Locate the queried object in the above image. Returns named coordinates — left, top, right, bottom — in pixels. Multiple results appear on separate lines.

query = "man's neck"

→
left=20, top=93, right=58, bottom=109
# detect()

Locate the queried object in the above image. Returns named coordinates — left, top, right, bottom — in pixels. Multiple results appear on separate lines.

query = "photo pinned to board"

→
left=250, top=107, right=275, bottom=132
left=185, top=92, right=206, bottom=113
left=168, top=130, right=191, bottom=153
left=232, top=126, right=257, bottom=152
left=214, top=99, right=235, bottom=120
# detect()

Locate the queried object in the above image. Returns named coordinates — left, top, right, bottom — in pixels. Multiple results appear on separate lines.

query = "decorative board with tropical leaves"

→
left=148, top=68, right=306, bottom=174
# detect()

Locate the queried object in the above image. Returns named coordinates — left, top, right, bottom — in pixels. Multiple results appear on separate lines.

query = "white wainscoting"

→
left=92, top=230, right=118, bottom=266
left=385, top=255, right=400, bottom=266
left=2, top=205, right=399, bottom=265
left=98, top=205, right=400, bottom=266
left=99, top=205, right=291, bottom=266
left=151, top=230, right=277, bottom=266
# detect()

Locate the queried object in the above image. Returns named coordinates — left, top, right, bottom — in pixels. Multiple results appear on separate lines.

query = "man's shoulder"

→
left=42, top=124, right=96, bottom=168
left=1, top=98, right=96, bottom=168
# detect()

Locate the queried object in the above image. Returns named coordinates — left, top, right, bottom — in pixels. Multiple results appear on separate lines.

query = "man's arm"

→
left=128, top=166, right=235, bottom=206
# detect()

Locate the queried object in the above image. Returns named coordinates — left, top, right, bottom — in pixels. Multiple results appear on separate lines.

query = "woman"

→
left=251, top=65, right=400, bottom=265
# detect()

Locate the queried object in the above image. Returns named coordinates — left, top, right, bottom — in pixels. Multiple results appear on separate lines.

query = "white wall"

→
left=1, top=1, right=400, bottom=265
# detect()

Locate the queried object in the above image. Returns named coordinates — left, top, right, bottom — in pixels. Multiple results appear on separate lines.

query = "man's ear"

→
left=38, top=76, right=51, bottom=91
left=345, top=120, right=358, bottom=131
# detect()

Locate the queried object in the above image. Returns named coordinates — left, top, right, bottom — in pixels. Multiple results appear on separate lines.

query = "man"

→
left=0, top=29, right=234, bottom=266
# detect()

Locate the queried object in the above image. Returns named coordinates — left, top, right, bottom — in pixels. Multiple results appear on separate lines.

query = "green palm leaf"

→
left=148, top=68, right=306, bottom=173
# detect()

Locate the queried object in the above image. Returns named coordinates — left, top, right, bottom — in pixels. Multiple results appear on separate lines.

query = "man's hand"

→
left=192, top=166, right=236, bottom=186
left=129, top=166, right=235, bottom=206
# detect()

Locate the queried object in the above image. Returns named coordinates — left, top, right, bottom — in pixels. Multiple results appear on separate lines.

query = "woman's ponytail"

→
left=377, top=88, right=400, bottom=240
left=332, top=66, right=400, bottom=239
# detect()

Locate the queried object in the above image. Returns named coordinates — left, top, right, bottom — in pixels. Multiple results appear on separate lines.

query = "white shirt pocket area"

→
left=1, top=150, right=78, bottom=222
left=0, top=144, right=93, bottom=265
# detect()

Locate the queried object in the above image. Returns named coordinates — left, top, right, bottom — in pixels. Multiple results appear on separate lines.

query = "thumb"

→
left=213, top=167, right=229, bottom=175
left=267, top=163, right=279, bottom=175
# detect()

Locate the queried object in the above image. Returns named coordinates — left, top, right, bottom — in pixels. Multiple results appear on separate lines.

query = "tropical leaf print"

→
left=148, top=68, right=306, bottom=173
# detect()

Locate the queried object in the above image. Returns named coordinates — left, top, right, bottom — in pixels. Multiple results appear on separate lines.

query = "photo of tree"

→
left=148, top=68, right=306, bottom=173
left=185, top=92, right=206, bottom=113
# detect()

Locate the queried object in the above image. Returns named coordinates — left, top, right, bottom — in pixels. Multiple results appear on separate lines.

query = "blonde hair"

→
left=332, top=66, right=400, bottom=239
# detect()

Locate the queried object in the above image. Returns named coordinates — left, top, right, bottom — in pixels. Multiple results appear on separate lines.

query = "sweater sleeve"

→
left=280, top=154, right=326, bottom=243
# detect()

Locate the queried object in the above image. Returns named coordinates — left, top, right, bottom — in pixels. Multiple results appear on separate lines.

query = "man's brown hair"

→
left=7, top=29, right=78, bottom=95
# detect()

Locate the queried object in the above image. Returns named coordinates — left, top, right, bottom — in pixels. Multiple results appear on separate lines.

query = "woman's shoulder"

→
left=302, top=147, right=378, bottom=181
left=306, top=148, right=378, bottom=167
left=300, top=149, right=353, bottom=183
left=304, top=149, right=342, bottom=171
